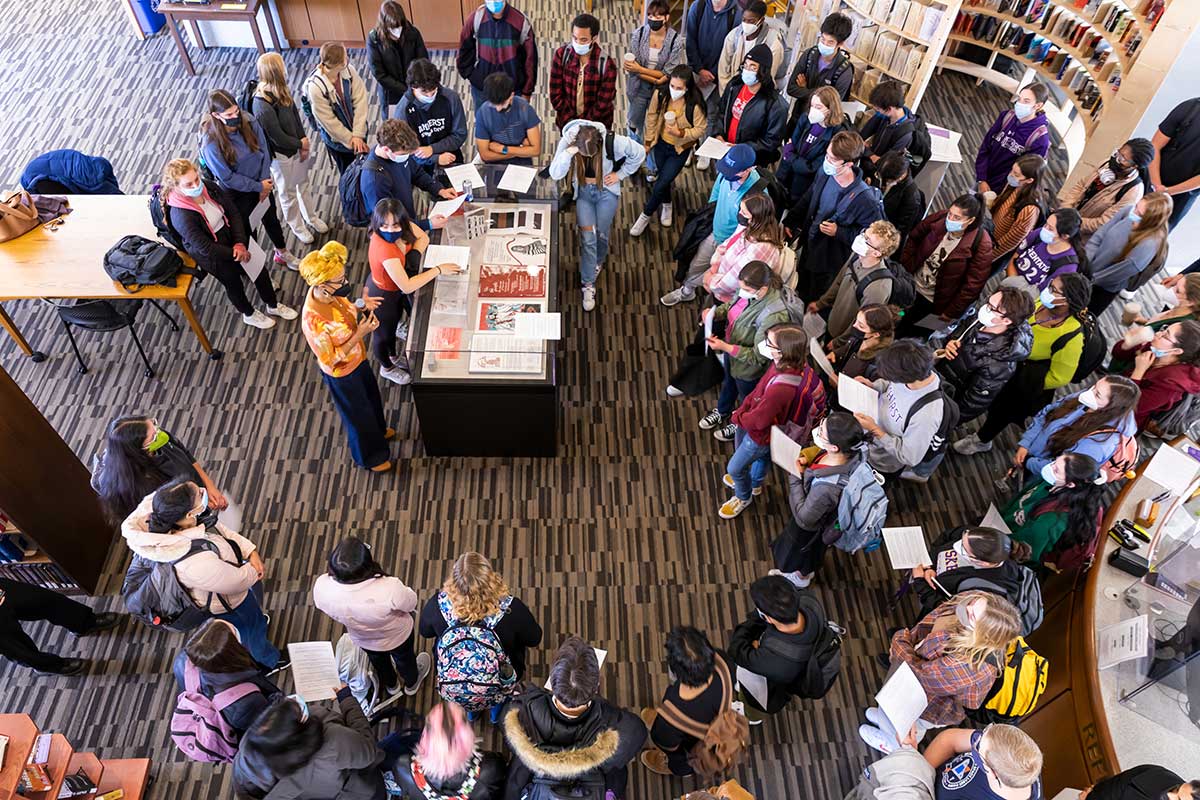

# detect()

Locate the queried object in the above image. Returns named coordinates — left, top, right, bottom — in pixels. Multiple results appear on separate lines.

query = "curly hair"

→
left=442, top=552, right=510, bottom=623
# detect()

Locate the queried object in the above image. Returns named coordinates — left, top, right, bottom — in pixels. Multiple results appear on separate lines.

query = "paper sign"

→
left=770, top=427, right=805, bottom=479
left=248, top=198, right=269, bottom=231
left=546, top=648, right=607, bottom=689
left=423, top=244, right=471, bottom=273
left=242, top=239, right=266, bottom=282
left=695, top=137, right=733, bottom=161
left=875, top=662, right=928, bottom=740
left=809, top=337, right=835, bottom=379
left=497, top=164, right=537, bottom=193
left=736, top=665, right=769, bottom=710
left=429, top=193, right=469, bottom=219
left=1097, top=614, right=1149, bottom=670
left=703, top=307, right=714, bottom=353
left=883, top=527, right=932, bottom=570
left=837, top=375, right=879, bottom=421
left=1142, top=443, right=1200, bottom=495
left=979, top=503, right=1012, bottom=535
left=513, top=312, right=561, bottom=340
left=445, top=164, right=485, bottom=193
left=287, top=641, right=340, bottom=701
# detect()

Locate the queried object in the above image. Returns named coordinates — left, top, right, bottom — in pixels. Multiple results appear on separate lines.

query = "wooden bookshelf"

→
left=0, top=713, right=38, bottom=800
left=64, top=752, right=103, bottom=799
left=0, top=717, right=149, bottom=800
left=94, top=759, right=151, bottom=800
left=0, top=518, right=84, bottom=596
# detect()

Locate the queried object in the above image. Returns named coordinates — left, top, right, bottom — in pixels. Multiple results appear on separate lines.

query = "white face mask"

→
left=669, top=87, right=686, bottom=100
left=1097, top=167, right=1116, bottom=185
left=742, top=20, right=760, bottom=36
left=851, top=234, right=872, bottom=258
left=1077, top=387, right=1102, bottom=410
left=738, top=288, right=759, bottom=301
left=955, top=603, right=976, bottom=630
left=807, top=106, right=827, bottom=125
left=951, top=539, right=979, bottom=569
left=756, top=339, right=779, bottom=360
left=977, top=305, right=1002, bottom=327
left=389, top=26, right=404, bottom=37
left=812, top=428, right=831, bottom=451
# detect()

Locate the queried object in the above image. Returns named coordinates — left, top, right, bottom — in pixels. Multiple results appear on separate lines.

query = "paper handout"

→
left=1141, top=443, right=1200, bottom=495
left=837, top=376, right=879, bottom=421
left=497, top=164, right=537, bottom=193
left=513, top=312, right=562, bottom=340
left=770, top=426, right=805, bottom=479
left=429, top=193, right=469, bottom=219
left=809, top=337, right=835, bottom=379
left=445, top=164, right=486, bottom=193
left=248, top=198, right=269, bottom=230
left=695, top=137, right=733, bottom=161
left=242, top=240, right=266, bottom=282
left=736, top=665, right=769, bottom=710
left=882, top=527, right=932, bottom=571
left=287, top=641, right=340, bottom=702
left=423, top=244, right=471, bottom=273
left=1097, top=615, right=1149, bottom=670
left=979, top=503, right=1012, bottom=534
left=875, top=662, right=928, bottom=740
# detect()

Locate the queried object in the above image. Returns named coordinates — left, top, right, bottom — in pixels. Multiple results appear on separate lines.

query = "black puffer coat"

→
left=929, top=306, right=1033, bottom=422
left=389, top=751, right=507, bottom=800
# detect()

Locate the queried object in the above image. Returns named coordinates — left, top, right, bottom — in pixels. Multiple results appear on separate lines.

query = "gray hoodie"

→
left=867, top=375, right=943, bottom=473
left=844, top=748, right=936, bottom=800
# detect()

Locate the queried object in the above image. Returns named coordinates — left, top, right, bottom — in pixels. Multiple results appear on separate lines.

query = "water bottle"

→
left=462, top=179, right=473, bottom=203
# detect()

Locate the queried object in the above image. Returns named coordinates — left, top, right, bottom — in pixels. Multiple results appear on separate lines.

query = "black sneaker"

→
left=698, top=409, right=724, bottom=430
left=713, top=423, right=737, bottom=442
left=37, top=658, right=86, bottom=677
left=266, top=657, right=291, bottom=676
left=81, top=612, right=122, bottom=635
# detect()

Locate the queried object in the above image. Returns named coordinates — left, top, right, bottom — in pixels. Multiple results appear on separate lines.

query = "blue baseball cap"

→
left=717, top=144, right=755, bottom=179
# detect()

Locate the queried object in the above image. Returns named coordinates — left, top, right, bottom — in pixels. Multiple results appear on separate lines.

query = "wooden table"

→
left=0, top=195, right=221, bottom=362
left=158, top=0, right=282, bottom=76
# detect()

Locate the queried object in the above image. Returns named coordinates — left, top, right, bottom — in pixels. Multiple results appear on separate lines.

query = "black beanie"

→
left=746, top=43, right=774, bottom=76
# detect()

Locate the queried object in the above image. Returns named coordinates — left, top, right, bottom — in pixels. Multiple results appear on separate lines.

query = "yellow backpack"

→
left=970, top=637, right=1048, bottom=724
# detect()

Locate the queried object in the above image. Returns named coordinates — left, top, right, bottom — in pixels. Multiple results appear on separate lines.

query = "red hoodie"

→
left=1115, top=340, right=1200, bottom=429
left=732, top=363, right=826, bottom=445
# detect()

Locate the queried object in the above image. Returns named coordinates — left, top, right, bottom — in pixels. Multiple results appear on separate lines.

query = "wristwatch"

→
left=502, top=144, right=509, bottom=155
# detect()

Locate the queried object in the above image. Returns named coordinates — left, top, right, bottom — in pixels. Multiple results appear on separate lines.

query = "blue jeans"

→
left=645, top=141, right=689, bottom=214
left=575, top=183, right=618, bottom=286
left=215, top=583, right=279, bottom=669
left=470, top=85, right=486, bottom=116
left=627, top=93, right=651, bottom=141
left=728, top=427, right=771, bottom=501
left=716, top=357, right=759, bottom=417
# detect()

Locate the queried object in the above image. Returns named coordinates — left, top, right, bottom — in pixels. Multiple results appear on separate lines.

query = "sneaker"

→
left=1118, top=289, right=1136, bottom=300
left=645, top=171, right=658, bottom=183
left=307, top=217, right=329, bottom=234
left=718, top=495, right=752, bottom=519
left=859, top=724, right=896, bottom=754
left=698, top=408, right=724, bottom=430
left=952, top=433, right=993, bottom=455
left=290, top=226, right=314, bottom=244
left=38, top=658, right=86, bottom=677
left=380, top=365, right=412, bottom=385
left=697, top=155, right=711, bottom=171
left=242, top=310, right=276, bottom=329
left=660, top=203, right=673, bottom=227
left=730, top=699, right=763, bottom=726
left=404, top=652, right=432, bottom=695
left=267, top=304, right=298, bottom=320
left=865, top=707, right=888, bottom=730
left=659, top=286, right=695, bottom=307
left=582, top=285, right=597, bottom=311
left=899, top=469, right=930, bottom=484
left=274, top=250, right=301, bottom=270
left=630, top=213, right=652, bottom=237
left=768, top=568, right=812, bottom=588
left=713, top=422, right=736, bottom=442
left=665, top=385, right=684, bottom=397
left=266, top=657, right=291, bottom=676
left=722, top=474, right=762, bottom=496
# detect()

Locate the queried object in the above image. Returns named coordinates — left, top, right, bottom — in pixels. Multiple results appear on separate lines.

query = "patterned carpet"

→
left=0, top=2, right=1086, bottom=798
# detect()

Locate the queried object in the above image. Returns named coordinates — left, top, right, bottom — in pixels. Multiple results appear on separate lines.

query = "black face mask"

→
left=736, top=212, right=750, bottom=227
left=331, top=283, right=353, bottom=298
left=1108, top=155, right=1130, bottom=174
left=196, top=507, right=220, bottom=529
left=648, top=18, right=665, bottom=30
left=222, top=116, right=240, bottom=128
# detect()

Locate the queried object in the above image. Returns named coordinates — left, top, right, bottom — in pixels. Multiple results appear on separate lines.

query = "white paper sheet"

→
left=882, top=526, right=932, bottom=570
left=513, top=312, right=562, bottom=340
left=221, top=499, right=243, bottom=533
left=770, top=426, right=805, bottom=479
left=287, top=641, right=340, bottom=702
left=546, top=648, right=608, bottom=689
left=874, top=662, right=928, bottom=740
left=802, top=311, right=827, bottom=339
left=242, top=239, right=266, bottom=282
left=703, top=307, right=714, bottom=353
left=837, top=376, right=879, bottom=421
left=809, top=337, right=835, bottom=379
left=445, top=164, right=486, bottom=193
left=429, top=193, right=469, bottom=219
left=1097, top=614, right=1149, bottom=670
left=1141, top=443, right=1200, bottom=495
left=497, top=164, right=537, bottom=193
left=468, top=334, right=543, bottom=374
left=736, top=665, right=769, bottom=710
left=979, top=503, right=1012, bottom=534
left=248, top=198, right=269, bottom=230
left=695, top=137, right=733, bottom=161
left=423, top=244, right=472, bottom=273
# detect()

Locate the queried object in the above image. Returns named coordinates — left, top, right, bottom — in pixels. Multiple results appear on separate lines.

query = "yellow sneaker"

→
left=718, top=495, right=752, bottom=519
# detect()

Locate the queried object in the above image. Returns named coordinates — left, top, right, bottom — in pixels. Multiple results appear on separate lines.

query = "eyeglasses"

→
left=984, top=302, right=1007, bottom=319
left=1111, top=150, right=1133, bottom=168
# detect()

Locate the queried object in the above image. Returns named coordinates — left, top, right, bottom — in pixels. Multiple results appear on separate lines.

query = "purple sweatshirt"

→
left=1012, top=228, right=1079, bottom=290
left=974, top=110, right=1051, bottom=190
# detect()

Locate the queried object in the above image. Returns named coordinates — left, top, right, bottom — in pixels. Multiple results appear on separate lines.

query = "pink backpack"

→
left=171, top=659, right=260, bottom=762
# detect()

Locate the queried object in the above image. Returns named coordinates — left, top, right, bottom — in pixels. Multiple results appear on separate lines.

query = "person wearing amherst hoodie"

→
left=842, top=726, right=935, bottom=800
left=122, top=476, right=281, bottom=670
left=1114, top=320, right=1200, bottom=431
left=685, top=0, right=739, bottom=160
left=974, top=84, right=1052, bottom=196
left=457, top=0, right=538, bottom=111
left=713, top=44, right=787, bottom=168
left=852, top=340, right=945, bottom=479
left=719, top=323, right=827, bottom=520
left=160, top=158, right=295, bottom=330
left=504, top=636, right=646, bottom=800
left=394, top=59, right=469, bottom=169
left=366, top=0, right=428, bottom=118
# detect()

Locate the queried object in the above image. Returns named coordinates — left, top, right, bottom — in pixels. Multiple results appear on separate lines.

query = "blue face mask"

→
left=181, top=184, right=204, bottom=198
left=378, top=229, right=404, bottom=243
left=822, top=157, right=839, bottom=177
left=945, top=218, right=965, bottom=233
left=1040, top=462, right=1058, bottom=486
left=1039, top=287, right=1057, bottom=309
left=485, top=0, right=504, bottom=12
left=1013, top=101, right=1035, bottom=119
left=1039, top=227, right=1056, bottom=244
left=1006, top=173, right=1022, bottom=188
left=817, top=41, right=837, bottom=57
left=1151, top=347, right=1174, bottom=358
left=391, top=153, right=410, bottom=164
left=414, top=90, right=436, bottom=106
left=1128, top=211, right=1142, bottom=225
left=741, top=68, right=758, bottom=86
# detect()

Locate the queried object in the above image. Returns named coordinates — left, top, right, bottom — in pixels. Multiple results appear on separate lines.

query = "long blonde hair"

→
left=255, top=52, right=294, bottom=107
left=1119, top=191, right=1172, bottom=264
left=442, top=552, right=510, bottom=624
left=811, top=85, right=846, bottom=128
left=944, top=591, right=1020, bottom=668
left=160, top=158, right=199, bottom=205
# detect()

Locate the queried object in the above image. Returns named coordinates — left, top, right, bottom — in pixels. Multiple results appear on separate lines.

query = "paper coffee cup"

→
left=664, top=111, right=677, bottom=124
left=1121, top=301, right=1142, bottom=326
left=624, top=52, right=636, bottom=61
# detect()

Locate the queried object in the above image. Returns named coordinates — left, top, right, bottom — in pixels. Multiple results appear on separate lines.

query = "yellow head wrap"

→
left=299, top=241, right=349, bottom=286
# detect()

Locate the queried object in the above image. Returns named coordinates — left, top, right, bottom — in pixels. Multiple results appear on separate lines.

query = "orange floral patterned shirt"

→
left=301, top=292, right=366, bottom=378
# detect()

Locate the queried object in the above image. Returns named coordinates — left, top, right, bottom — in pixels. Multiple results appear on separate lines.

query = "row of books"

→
left=847, top=0, right=946, bottom=42
left=0, top=562, right=78, bottom=591
left=966, top=0, right=1144, bottom=54
left=1073, top=0, right=1168, bottom=30
left=0, top=533, right=38, bottom=564
left=851, top=21, right=928, bottom=80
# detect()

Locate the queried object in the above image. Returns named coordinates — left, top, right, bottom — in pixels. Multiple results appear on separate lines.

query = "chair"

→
left=43, top=299, right=178, bottom=378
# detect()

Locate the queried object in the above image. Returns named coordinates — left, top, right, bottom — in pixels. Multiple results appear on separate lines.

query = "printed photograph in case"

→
left=478, top=264, right=547, bottom=299
left=476, top=301, right=544, bottom=334
left=428, top=326, right=464, bottom=360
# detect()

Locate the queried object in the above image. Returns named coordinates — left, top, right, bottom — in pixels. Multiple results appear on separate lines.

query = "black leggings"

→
left=772, top=519, right=828, bottom=576
left=230, top=189, right=287, bottom=251
left=365, top=277, right=410, bottom=370
left=363, top=632, right=418, bottom=689
left=0, top=578, right=97, bottom=672
left=205, top=258, right=278, bottom=316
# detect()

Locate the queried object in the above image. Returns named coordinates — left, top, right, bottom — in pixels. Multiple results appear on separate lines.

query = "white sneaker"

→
left=380, top=365, right=412, bottom=385
left=274, top=250, right=301, bottom=271
left=697, top=156, right=711, bottom=171
left=665, top=385, right=684, bottom=397
left=307, top=217, right=329, bottom=234
left=290, top=226, right=314, bottom=244
left=660, top=203, right=673, bottom=227
left=582, top=285, right=597, bottom=312
left=859, top=724, right=896, bottom=754
left=1118, top=289, right=1136, bottom=300
left=660, top=286, right=695, bottom=307
left=630, top=213, right=652, bottom=237
left=645, top=171, right=658, bottom=183
left=952, top=433, right=993, bottom=455
left=404, top=652, right=432, bottom=696
left=768, top=568, right=812, bottom=588
left=899, top=468, right=930, bottom=484
left=242, top=310, right=276, bottom=329
left=267, top=304, right=297, bottom=320
left=864, top=707, right=888, bottom=729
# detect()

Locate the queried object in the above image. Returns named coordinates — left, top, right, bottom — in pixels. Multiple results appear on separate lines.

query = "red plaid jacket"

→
left=548, top=44, right=617, bottom=130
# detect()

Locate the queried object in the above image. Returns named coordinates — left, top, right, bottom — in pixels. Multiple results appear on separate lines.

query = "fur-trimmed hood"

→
left=503, top=708, right=620, bottom=779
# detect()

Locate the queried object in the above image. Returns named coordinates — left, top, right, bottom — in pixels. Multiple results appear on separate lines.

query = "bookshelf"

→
left=0, top=715, right=151, bottom=800
left=0, top=509, right=84, bottom=596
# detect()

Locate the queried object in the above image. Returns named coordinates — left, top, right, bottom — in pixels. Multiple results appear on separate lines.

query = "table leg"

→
left=175, top=298, right=223, bottom=360
left=0, top=303, right=47, bottom=362
left=164, top=14, right=195, bottom=76
left=262, top=3, right=282, bottom=51
left=188, top=19, right=207, bottom=49
left=248, top=13, right=266, bottom=54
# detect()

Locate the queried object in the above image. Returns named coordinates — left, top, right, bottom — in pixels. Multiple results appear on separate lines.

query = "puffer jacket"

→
left=929, top=306, right=1033, bottom=422
left=121, top=493, right=259, bottom=611
left=787, top=453, right=860, bottom=540
left=713, top=288, right=793, bottom=381
left=389, top=751, right=507, bottom=800
left=20, top=148, right=122, bottom=194
left=503, top=687, right=646, bottom=800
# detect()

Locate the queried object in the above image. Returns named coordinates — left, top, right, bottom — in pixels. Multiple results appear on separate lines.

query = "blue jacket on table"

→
left=20, top=149, right=122, bottom=194
left=200, top=117, right=273, bottom=195
left=1018, top=389, right=1138, bottom=476
left=777, top=120, right=848, bottom=203
left=685, top=0, right=738, bottom=76
left=792, top=166, right=884, bottom=275
left=360, top=152, right=443, bottom=231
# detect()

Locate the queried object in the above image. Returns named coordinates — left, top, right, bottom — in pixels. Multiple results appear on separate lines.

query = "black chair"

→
left=43, top=299, right=178, bottom=378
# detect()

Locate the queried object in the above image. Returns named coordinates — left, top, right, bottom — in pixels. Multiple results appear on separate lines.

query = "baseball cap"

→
left=717, top=143, right=756, bottom=179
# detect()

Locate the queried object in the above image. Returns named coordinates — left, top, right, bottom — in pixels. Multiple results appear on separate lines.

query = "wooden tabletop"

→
left=0, top=195, right=191, bottom=301
left=157, top=0, right=261, bottom=14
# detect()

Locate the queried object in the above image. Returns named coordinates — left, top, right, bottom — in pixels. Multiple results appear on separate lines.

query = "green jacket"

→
left=1002, top=480, right=1067, bottom=563
left=714, top=288, right=792, bottom=381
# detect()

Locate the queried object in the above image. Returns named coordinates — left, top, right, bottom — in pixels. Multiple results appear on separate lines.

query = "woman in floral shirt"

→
left=299, top=241, right=394, bottom=472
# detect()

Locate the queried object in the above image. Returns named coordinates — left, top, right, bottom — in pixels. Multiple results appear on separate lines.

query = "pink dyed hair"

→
left=415, top=703, right=477, bottom=782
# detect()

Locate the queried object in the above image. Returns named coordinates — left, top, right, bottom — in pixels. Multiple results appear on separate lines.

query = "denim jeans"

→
left=728, top=426, right=771, bottom=501
left=215, top=583, right=279, bottom=669
left=716, top=357, right=759, bottom=417
left=701, top=80, right=722, bottom=139
left=645, top=141, right=689, bottom=214
left=627, top=93, right=651, bottom=141
left=470, top=85, right=486, bottom=116
left=575, top=183, right=618, bottom=286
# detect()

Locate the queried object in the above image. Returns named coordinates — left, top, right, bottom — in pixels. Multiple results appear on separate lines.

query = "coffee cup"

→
left=624, top=52, right=636, bottom=62
left=1121, top=301, right=1142, bottom=326
left=664, top=111, right=677, bottom=125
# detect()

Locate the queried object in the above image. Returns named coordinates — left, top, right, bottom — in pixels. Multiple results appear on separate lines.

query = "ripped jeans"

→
left=575, top=183, right=618, bottom=286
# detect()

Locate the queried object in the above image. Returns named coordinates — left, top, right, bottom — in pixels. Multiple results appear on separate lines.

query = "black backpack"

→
left=338, top=155, right=388, bottom=227
left=122, top=539, right=228, bottom=632
left=103, top=234, right=188, bottom=292
left=854, top=258, right=917, bottom=309
left=760, top=595, right=843, bottom=700
left=239, top=79, right=259, bottom=115
left=603, top=131, right=626, bottom=173
left=904, top=113, right=933, bottom=176
left=147, top=185, right=185, bottom=252
left=903, top=389, right=961, bottom=464
left=959, top=566, right=1044, bottom=636
left=1048, top=314, right=1106, bottom=384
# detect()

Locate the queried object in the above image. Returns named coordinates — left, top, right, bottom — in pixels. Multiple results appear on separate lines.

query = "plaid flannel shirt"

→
left=889, top=597, right=999, bottom=726
left=548, top=44, right=617, bottom=130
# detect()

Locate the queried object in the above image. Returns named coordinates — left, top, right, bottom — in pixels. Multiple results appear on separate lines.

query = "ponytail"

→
left=738, top=260, right=782, bottom=291
left=952, top=192, right=989, bottom=234
left=148, top=477, right=198, bottom=533
left=1049, top=208, right=1089, bottom=275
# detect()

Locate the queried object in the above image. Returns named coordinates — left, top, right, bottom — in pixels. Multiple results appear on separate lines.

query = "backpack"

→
left=604, top=131, right=626, bottom=173
left=797, top=46, right=854, bottom=99
left=903, top=389, right=961, bottom=464
left=657, top=658, right=749, bottom=779
left=767, top=369, right=826, bottom=447
left=147, top=186, right=185, bottom=252
left=967, top=637, right=1048, bottom=725
left=103, top=234, right=188, bottom=293
left=239, top=78, right=259, bottom=116
left=122, top=539, right=228, bottom=632
left=1043, top=313, right=1105, bottom=385
left=302, top=71, right=354, bottom=153
left=830, top=182, right=885, bottom=228
left=434, top=592, right=519, bottom=713
left=1152, top=392, right=1199, bottom=439
left=904, top=114, right=933, bottom=176
left=1084, top=426, right=1140, bottom=484
left=171, top=658, right=260, bottom=763
left=996, top=111, right=1050, bottom=158
left=760, top=595, right=843, bottom=700
left=827, top=459, right=889, bottom=553
left=752, top=286, right=807, bottom=330
left=958, top=567, right=1044, bottom=636
left=338, top=155, right=388, bottom=227
left=336, top=633, right=382, bottom=715
left=854, top=259, right=917, bottom=309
